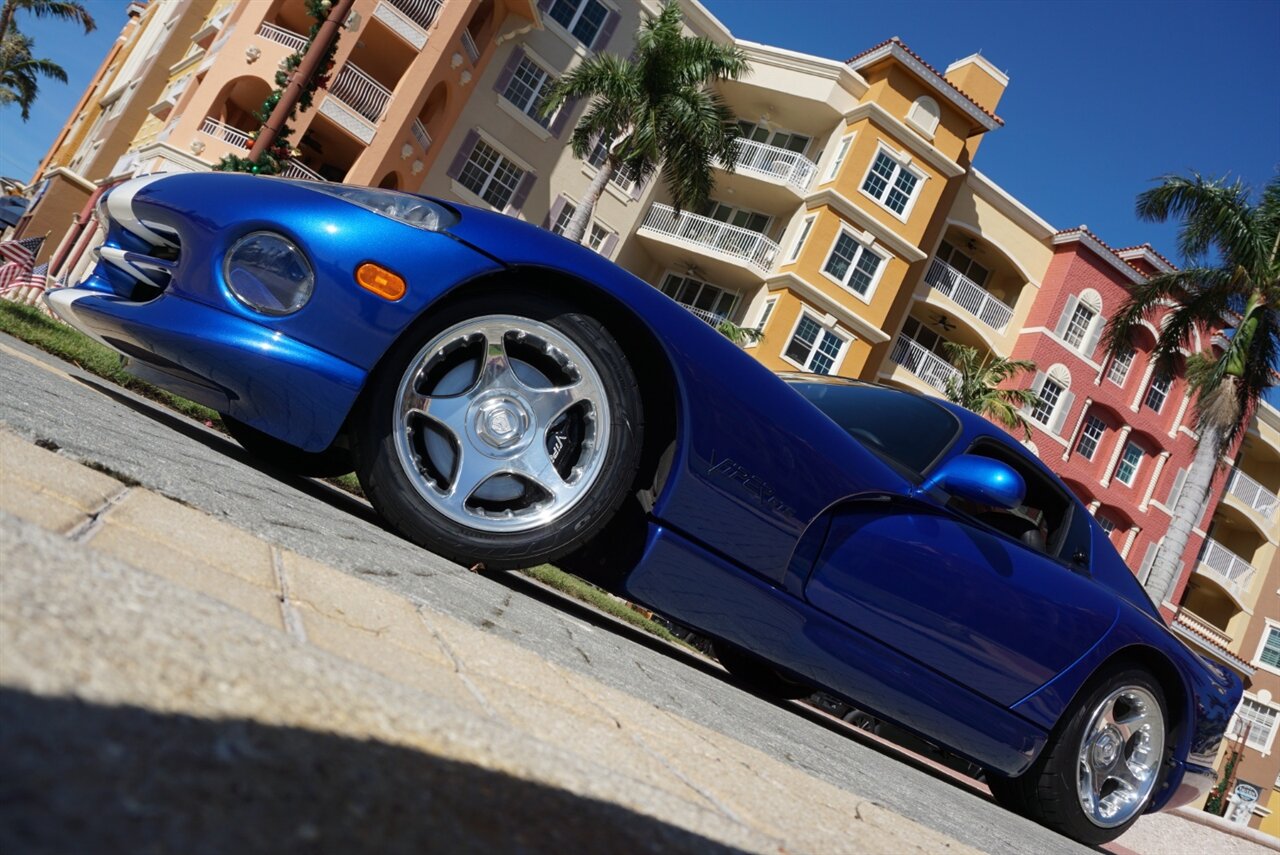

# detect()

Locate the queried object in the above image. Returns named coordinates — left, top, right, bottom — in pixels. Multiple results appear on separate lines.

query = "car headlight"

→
left=223, top=231, right=314, bottom=316
left=304, top=184, right=458, bottom=231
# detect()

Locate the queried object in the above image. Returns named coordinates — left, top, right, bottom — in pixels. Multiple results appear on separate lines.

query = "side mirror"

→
left=919, top=454, right=1026, bottom=510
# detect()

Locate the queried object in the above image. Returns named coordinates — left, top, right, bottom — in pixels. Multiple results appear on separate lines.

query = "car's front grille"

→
left=94, top=176, right=182, bottom=302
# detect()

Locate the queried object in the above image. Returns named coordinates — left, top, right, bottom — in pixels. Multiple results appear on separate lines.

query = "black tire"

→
left=987, top=668, right=1168, bottom=845
left=223, top=415, right=353, bottom=478
left=352, top=292, right=643, bottom=570
left=713, top=642, right=811, bottom=700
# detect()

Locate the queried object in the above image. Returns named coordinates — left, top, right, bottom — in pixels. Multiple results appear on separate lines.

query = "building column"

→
left=1169, top=393, right=1192, bottom=438
left=1140, top=450, right=1171, bottom=511
left=1121, top=526, right=1140, bottom=560
left=1062, top=397, right=1093, bottom=461
left=1100, top=425, right=1133, bottom=487
left=1087, top=501, right=1101, bottom=515
left=1130, top=363, right=1156, bottom=411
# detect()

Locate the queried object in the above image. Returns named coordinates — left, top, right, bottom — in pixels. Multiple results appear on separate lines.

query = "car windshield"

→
left=789, top=380, right=960, bottom=477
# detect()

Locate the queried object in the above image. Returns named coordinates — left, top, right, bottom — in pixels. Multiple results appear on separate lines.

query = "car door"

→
left=803, top=439, right=1120, bottom=708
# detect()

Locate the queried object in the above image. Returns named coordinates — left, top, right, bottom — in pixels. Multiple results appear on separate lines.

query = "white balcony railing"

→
left=1226, top=468, right=1279, bottom=520
left=1174, top=610, right=1233, bottom=650
left=387, top=0, right=442, bottom=31
left=412, top=119, right=432, bottom=151
left=1197, top=538, right=1256, bottom=600
left=640, top=203, right=780, bottom=273
left=924, top=257, right=1015, bottom=331
left=724, top=138, right=818, bottom=193
left=199, top=117, right=252, bottom=149
left=678, top=303, right=730, bottom=327
left=329, top=61, right=392, bottom=124
left=889, top=335, right=960, bottom=392
left=257, top=22, right=309, bottom=52
left=461, top=29, right=480, bottom=63
left=279, top=159, right=327, bottom=182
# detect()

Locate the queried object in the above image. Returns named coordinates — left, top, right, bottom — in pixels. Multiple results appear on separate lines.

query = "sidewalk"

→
left=0, top=427, right=984, bottom=854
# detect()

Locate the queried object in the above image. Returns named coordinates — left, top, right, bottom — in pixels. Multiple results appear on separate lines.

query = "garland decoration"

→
left=214, top=0, right=340, bottom=175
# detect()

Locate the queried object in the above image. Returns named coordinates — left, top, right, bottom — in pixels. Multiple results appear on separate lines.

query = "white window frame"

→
left=1062, top=301, right=1097, bottom=349
left=819, top=226, right=888, bottom=303
left=1228, top=694, right=1280, bottom=756
left=658, top=270, right=739, bottom=322
left=1107, top=345, right=1135, bottom=387
left=501, top=53, right=557, bottom=128
left=1254, top=620, right=1280, bottom=676
left=587, top=221, right=614, bottom=256
left=1029, top=377, right=1064, bottom=427
left=859, top=143, right=927, bottom=221
left=786, top=215, right=816, bottom=264
left=1076, top=414, right=1106, bottom=460
left=457, top=137, right=528, bottom=212
left=1144, top=371, right=1173, bottom=413
left=781, top=310, right=849, bottom=376
left=1097, top=514, right=1116, bottom=538
left=550, top=198, right=578, bottom=235
left=586, top=138, right=641, bottom=196
left=545, top=0, right=612, bottom=50
left=1114, top=441, right=1144, bottom=487
left=745, top=296, right=778, bottom=349
left=822, top=133, right=854, bottom=183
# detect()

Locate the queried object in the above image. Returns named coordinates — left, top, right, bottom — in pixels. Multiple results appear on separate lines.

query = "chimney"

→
left=944, top=53, right=1009, bottom=117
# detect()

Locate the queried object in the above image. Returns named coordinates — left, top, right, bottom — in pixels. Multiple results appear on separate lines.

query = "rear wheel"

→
left=353, top=293, right=643, bottom=570
left=223, top=415, right=353, bottom=478
left=988, top=668, right=1167, bottom=845
left=713, top=642, right=811, bottom=700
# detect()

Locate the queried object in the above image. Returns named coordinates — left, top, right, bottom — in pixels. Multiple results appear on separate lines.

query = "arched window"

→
left=906, top=96, right=940, bottom=135
left=1028, top=363, right=1075, bottom=435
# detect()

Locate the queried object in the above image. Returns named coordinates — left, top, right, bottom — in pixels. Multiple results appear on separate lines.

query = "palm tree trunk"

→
left=1144, top=420, right=1223, bottom=604
left=0, top=2, right=17, bottom=41
left=562, top=157, right=613, bottom=244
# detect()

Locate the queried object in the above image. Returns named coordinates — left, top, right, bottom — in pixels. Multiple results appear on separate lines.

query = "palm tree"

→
left=0, top=0, right=95, bottom=44
left=539, top=1, right=748, bottom=243
left=1104, top=172, right=1279, bottom=602
left=941, top=342, right=1041, bottom=439
left=0, top=31, right=64, bottom=120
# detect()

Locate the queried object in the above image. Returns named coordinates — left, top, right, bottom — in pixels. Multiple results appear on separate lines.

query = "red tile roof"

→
left=1115, top=242, right=1178, bottom=270
left=845, top=37, right=1004, bottom=127
left=1054, top=226, right=1152, bottom=277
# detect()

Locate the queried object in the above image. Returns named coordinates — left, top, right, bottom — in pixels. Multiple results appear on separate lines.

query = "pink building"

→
left=1009, top=228, right=1227, bottom=617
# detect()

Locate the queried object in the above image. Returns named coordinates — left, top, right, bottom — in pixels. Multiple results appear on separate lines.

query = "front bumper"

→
left=47, top=287, right=366, bottom=451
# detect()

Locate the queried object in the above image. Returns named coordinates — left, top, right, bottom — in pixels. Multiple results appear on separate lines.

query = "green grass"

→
left=1, top=301, right=684, bottom=648
left=0, top=301, right=224, bottom=426
left=519, top=564, right=696, bottom=651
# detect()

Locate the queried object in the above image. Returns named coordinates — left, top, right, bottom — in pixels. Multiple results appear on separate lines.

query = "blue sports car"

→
left=49, top=173, right=1241, bottom=845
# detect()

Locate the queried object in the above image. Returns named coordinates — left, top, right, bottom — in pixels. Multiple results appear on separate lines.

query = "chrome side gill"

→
left=105, top=173, right=179, bottom=248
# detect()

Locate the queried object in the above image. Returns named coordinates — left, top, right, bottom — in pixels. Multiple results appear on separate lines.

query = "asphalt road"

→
left=0, top=333, right=1094, bottom=855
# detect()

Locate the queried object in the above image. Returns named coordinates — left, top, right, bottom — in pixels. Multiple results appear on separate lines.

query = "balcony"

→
left=199, top=117, right=252, bottom=150
left=1226, top=468, right=1278, bottom=521
left=725, top=138, right=817, bottom=193
left=279, top=159, right=327, bottom=182
left=320, top=61, right=392, bottom=144
left=638, top=203, right=779, bottom=276
left=888, top=335, right=959, bottom=393
left=678, top=303, right=731, bottom=327
left=1196, top=538, right=1256, bottom=602
left=148, top=74, right=191, bottom=119
left=1173, top=609, right=1233, bottom=650
left=924, top=257, right=1015, bottom=332
left=257, top=22, right=309, bottom=53
left=461, top=29, right=480, bottom=64
left=374, top=0, right=442, bottom=49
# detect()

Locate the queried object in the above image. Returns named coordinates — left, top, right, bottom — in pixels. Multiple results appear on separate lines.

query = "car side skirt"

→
left=625, top=522, right=1048, bottom=776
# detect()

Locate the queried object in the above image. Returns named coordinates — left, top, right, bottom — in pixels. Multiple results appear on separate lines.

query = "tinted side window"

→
left=791, top=383, right=959, bottom=476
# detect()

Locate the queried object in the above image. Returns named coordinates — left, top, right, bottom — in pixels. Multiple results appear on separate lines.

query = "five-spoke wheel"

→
left=354, top=294, right=642, bottom=569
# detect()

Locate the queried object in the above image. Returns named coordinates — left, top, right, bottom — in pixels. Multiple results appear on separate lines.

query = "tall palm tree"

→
left=941, top=342, right=1040, bottom=439
left=0, top=0, right=95, bottom=44
left=1105, top=172, right=1279, bottom=602
left=0, top=31, right=64, bottom=120
left=539, top=0, right=748, bottom=243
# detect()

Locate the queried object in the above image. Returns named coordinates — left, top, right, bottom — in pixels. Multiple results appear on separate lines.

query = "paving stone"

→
left=0, top=429, right=122, bottom=535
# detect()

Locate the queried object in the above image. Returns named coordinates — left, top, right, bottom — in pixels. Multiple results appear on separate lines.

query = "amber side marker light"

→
left=355, top=262, right=406, bottom=300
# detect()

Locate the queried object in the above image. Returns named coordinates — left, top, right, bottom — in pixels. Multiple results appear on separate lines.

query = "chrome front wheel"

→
left=1075, top=685, right=1165, bottom=828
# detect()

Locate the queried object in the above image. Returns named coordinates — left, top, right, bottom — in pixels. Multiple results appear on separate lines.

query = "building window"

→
left=824, top=134, right=853, bottom=182
left=1097, top=515, right=1116, bottom=538
left=787, top=215, right=815, bottom=263
left=1076, top=415, right=1106, bottom=460
left=1062, top=302, right=1096, bottom=349
left=587, top=222, right=612, bottom=254
left=587, top=138, right=641, bottom=195
left=547, top=0, right=610, bottom=49
left=906, top=96, right=940, bottom=135
left=756, top=297, right=777, bottom=332
left=502, top=55, right=556, bottom=127
left=935, top=240, right=990, bottom=287
left=1144, top=371, right=1172, bottom=413
left=1030, top=378, right=1064, bottom=426
left=1257, top=625, right=1280, bottom=671
left=704, top=201, right=770, bottom=234
left=458, top=139, right=526, bottom=210
left=550, top=199, right=613, bottom=257
left=1228, top=697, right=1279, bottom=753
left=659, top=273, right=737, bottom=322
left=785, top=314, right=846, bottom=375
left=1107, top=345, right=1135, bottom=386
left=823, top=230, right=885, bottom=297
left=1115, top=442, right=1144, bottom=486
left=737, top=120, right=811, bottom=155
left=550, top=199, right=577, bottom=235
left=861, top=149, right=921, bottom=216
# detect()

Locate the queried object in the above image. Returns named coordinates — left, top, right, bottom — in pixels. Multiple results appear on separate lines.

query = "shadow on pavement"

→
left=0, top=688, right=750, bottom=855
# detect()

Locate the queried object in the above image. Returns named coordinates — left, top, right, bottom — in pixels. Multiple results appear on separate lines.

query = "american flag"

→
left=0, top=235, right=44, bottom=268
left=0, top=262, right=47, bottom=294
